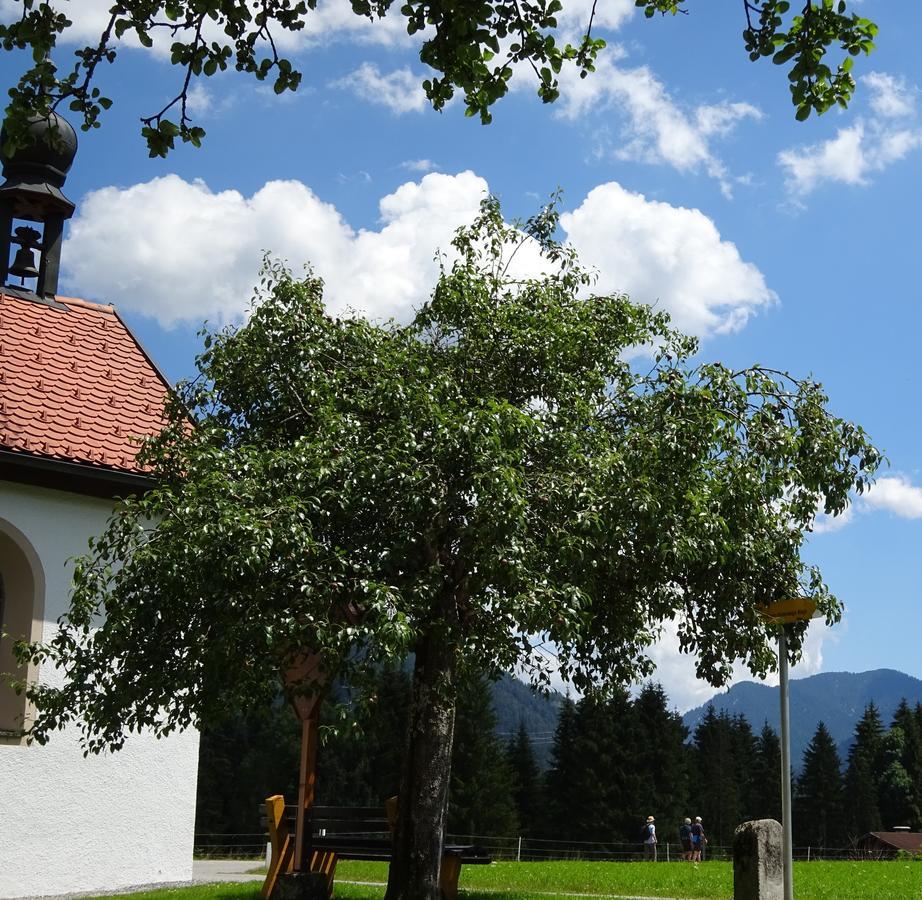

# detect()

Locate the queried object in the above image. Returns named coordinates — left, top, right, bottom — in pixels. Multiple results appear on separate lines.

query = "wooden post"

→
left=294, top=711, right=321, bottom=872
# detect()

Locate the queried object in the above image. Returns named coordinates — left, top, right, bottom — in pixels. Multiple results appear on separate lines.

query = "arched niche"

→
left=0, top=519, right=45, bottom=744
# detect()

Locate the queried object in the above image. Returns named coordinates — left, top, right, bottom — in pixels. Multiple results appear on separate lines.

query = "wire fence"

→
left=193, top=830, right=893, bottom=863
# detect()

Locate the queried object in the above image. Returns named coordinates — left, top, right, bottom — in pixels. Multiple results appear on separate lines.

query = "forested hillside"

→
left=683, top=669, right=922, bottom=768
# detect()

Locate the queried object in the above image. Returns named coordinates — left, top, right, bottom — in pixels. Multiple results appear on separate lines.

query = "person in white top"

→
left=643, top=815, right=657, bottom=861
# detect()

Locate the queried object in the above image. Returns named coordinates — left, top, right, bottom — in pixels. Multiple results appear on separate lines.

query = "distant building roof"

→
left=0, top=291, right=170, bottom=487
left=858, top=831, right=922, bottom=853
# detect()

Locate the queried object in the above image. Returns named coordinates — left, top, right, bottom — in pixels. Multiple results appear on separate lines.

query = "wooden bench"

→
left=261, top=796, right=491, bottom=900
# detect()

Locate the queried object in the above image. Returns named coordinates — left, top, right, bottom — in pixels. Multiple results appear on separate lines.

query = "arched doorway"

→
left=0, top=522, right=45, bottom=741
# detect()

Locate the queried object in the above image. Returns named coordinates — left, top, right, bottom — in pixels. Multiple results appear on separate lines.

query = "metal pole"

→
left=779, top=627, right=794, bottom=900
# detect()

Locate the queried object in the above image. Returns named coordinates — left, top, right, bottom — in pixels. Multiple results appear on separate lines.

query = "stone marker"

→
left=734, top=819, right=783, bottom=900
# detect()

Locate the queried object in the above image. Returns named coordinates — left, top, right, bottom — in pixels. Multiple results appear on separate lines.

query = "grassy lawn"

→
left=85, top=859, right=922, bottom=900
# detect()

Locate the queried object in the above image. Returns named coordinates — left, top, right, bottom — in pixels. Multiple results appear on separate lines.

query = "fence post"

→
left=517, top=836, right=522, bottom=863
left=666, top=842, right=670, bottom=862
left=806, top=846, right=811, bottom=862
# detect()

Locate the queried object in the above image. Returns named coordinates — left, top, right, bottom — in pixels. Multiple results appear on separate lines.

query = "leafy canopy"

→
left=0, top=0, right=877, bottom=156
left=18, top=197, right=879, bottom=752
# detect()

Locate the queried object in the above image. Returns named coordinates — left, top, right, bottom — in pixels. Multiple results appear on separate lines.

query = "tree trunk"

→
left=385, top=628, right=457, bottom=900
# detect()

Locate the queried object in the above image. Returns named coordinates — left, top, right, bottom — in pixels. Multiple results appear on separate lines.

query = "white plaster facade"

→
left=0, top=480, right=200, bottom=899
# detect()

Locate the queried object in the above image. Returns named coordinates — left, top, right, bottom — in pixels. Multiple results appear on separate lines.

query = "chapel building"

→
left=0, top=114, right=199, bottom=898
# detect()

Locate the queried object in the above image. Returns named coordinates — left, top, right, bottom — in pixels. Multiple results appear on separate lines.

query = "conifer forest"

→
left=195, top=668, right=922, bottom=856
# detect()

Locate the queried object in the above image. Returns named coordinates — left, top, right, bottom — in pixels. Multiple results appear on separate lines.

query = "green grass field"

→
left=86, top=859, right=922, bottom=900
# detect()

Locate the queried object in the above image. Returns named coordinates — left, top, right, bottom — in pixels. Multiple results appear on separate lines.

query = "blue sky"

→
left=2, top=0, right=920, bottom=711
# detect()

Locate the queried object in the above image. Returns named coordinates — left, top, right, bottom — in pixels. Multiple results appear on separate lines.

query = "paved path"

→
left=192, top=859, right=265, bottom=884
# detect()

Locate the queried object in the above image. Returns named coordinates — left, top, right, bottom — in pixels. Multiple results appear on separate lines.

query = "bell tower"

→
left=0, top=112, right=77, bottom=301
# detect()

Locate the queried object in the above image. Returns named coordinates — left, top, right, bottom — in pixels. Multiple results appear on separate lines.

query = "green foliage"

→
left=323, top=666, right=413, bottom=805
left=18, top=195, right=879, bottom=756
left=637, top=0, right=876, bottom=121
left=194, top=695, right=300, bottom=845
left=195, top=663, right=523, bottom=837
left=0, top=0, right=878, bottom=154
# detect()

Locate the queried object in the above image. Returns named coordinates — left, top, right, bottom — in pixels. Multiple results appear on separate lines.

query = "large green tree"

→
left=0, top=1, right=878, bottom=155
left=19, top=198, right=878, bottom=899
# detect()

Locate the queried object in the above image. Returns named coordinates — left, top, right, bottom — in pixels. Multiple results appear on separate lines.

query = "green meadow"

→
left=86, top=859, right=922, bottom=900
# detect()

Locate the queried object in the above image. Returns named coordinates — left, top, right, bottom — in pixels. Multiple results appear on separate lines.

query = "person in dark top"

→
left=690, top=816, right=706, bottom=862
left=679, top=817, right=692, bottom=860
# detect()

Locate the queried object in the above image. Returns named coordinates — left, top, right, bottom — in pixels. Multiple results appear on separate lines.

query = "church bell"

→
left=0, top=112, right=78, bottom=299
left=8, top=226, right=41, bottom=281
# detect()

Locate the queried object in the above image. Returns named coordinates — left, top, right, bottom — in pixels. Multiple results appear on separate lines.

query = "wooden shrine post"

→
left=284, top=649, right=329, bottom=874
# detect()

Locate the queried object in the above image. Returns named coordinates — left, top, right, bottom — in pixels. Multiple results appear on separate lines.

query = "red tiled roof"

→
left=0, top=291, right=170, bottom=474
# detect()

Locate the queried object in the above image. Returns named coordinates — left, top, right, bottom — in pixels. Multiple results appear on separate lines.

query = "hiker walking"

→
left=690, top=816, right=707, bottom=862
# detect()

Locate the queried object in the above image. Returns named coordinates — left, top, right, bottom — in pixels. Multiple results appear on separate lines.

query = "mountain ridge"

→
left=681, top=668, right=922, bottom=768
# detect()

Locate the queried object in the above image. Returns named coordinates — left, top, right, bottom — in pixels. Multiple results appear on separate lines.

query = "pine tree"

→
left=730, top=714, right=759, bottom=823
left=631, top=683, right=690, bottom=846
left=844, top=702, right=884, bottom=838
left=794, top=721, right=845, bottom=849
left=749, top=722, right=782, bottom=823
left=890, top=699, right=922, bottom=831
left=878, top=726, right=915, bottom=831
left=447, top=670, right=519, bottom=837
left=507, top=721, right=542, bottom=837
left=544, top=696, right=579, bottom=839
left=544, top=691, right=641, bottom=843
left=691, top=707, right=746, bottom=846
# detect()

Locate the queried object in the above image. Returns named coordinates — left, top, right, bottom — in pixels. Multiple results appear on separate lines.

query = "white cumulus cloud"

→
left=644, top=618, right=831, bottom=714
left=560, top=182, right=775, bottom=336
left=62, top=172, right=773, bottom=336
left=0, top=0, right=412, bottom=50
left=556, top=56, right=762, bottom=196
left=865, top=71, right=916, bottom=119
left=334, top=64, right=428, bottom=114
left=864, top=475, right=922, bottom=519
left=810, top=474, right=922, bottom=535
left=62, top=171, right=487, bottom=326
left=778, top=71, right=922, bottom=199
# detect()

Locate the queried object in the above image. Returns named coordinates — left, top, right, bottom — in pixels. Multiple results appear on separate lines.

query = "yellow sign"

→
left=757, top=597, right=818, bottom=624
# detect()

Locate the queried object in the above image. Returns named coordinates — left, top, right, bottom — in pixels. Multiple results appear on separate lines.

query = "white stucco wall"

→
left=0, top=480, right=200, bottom=899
